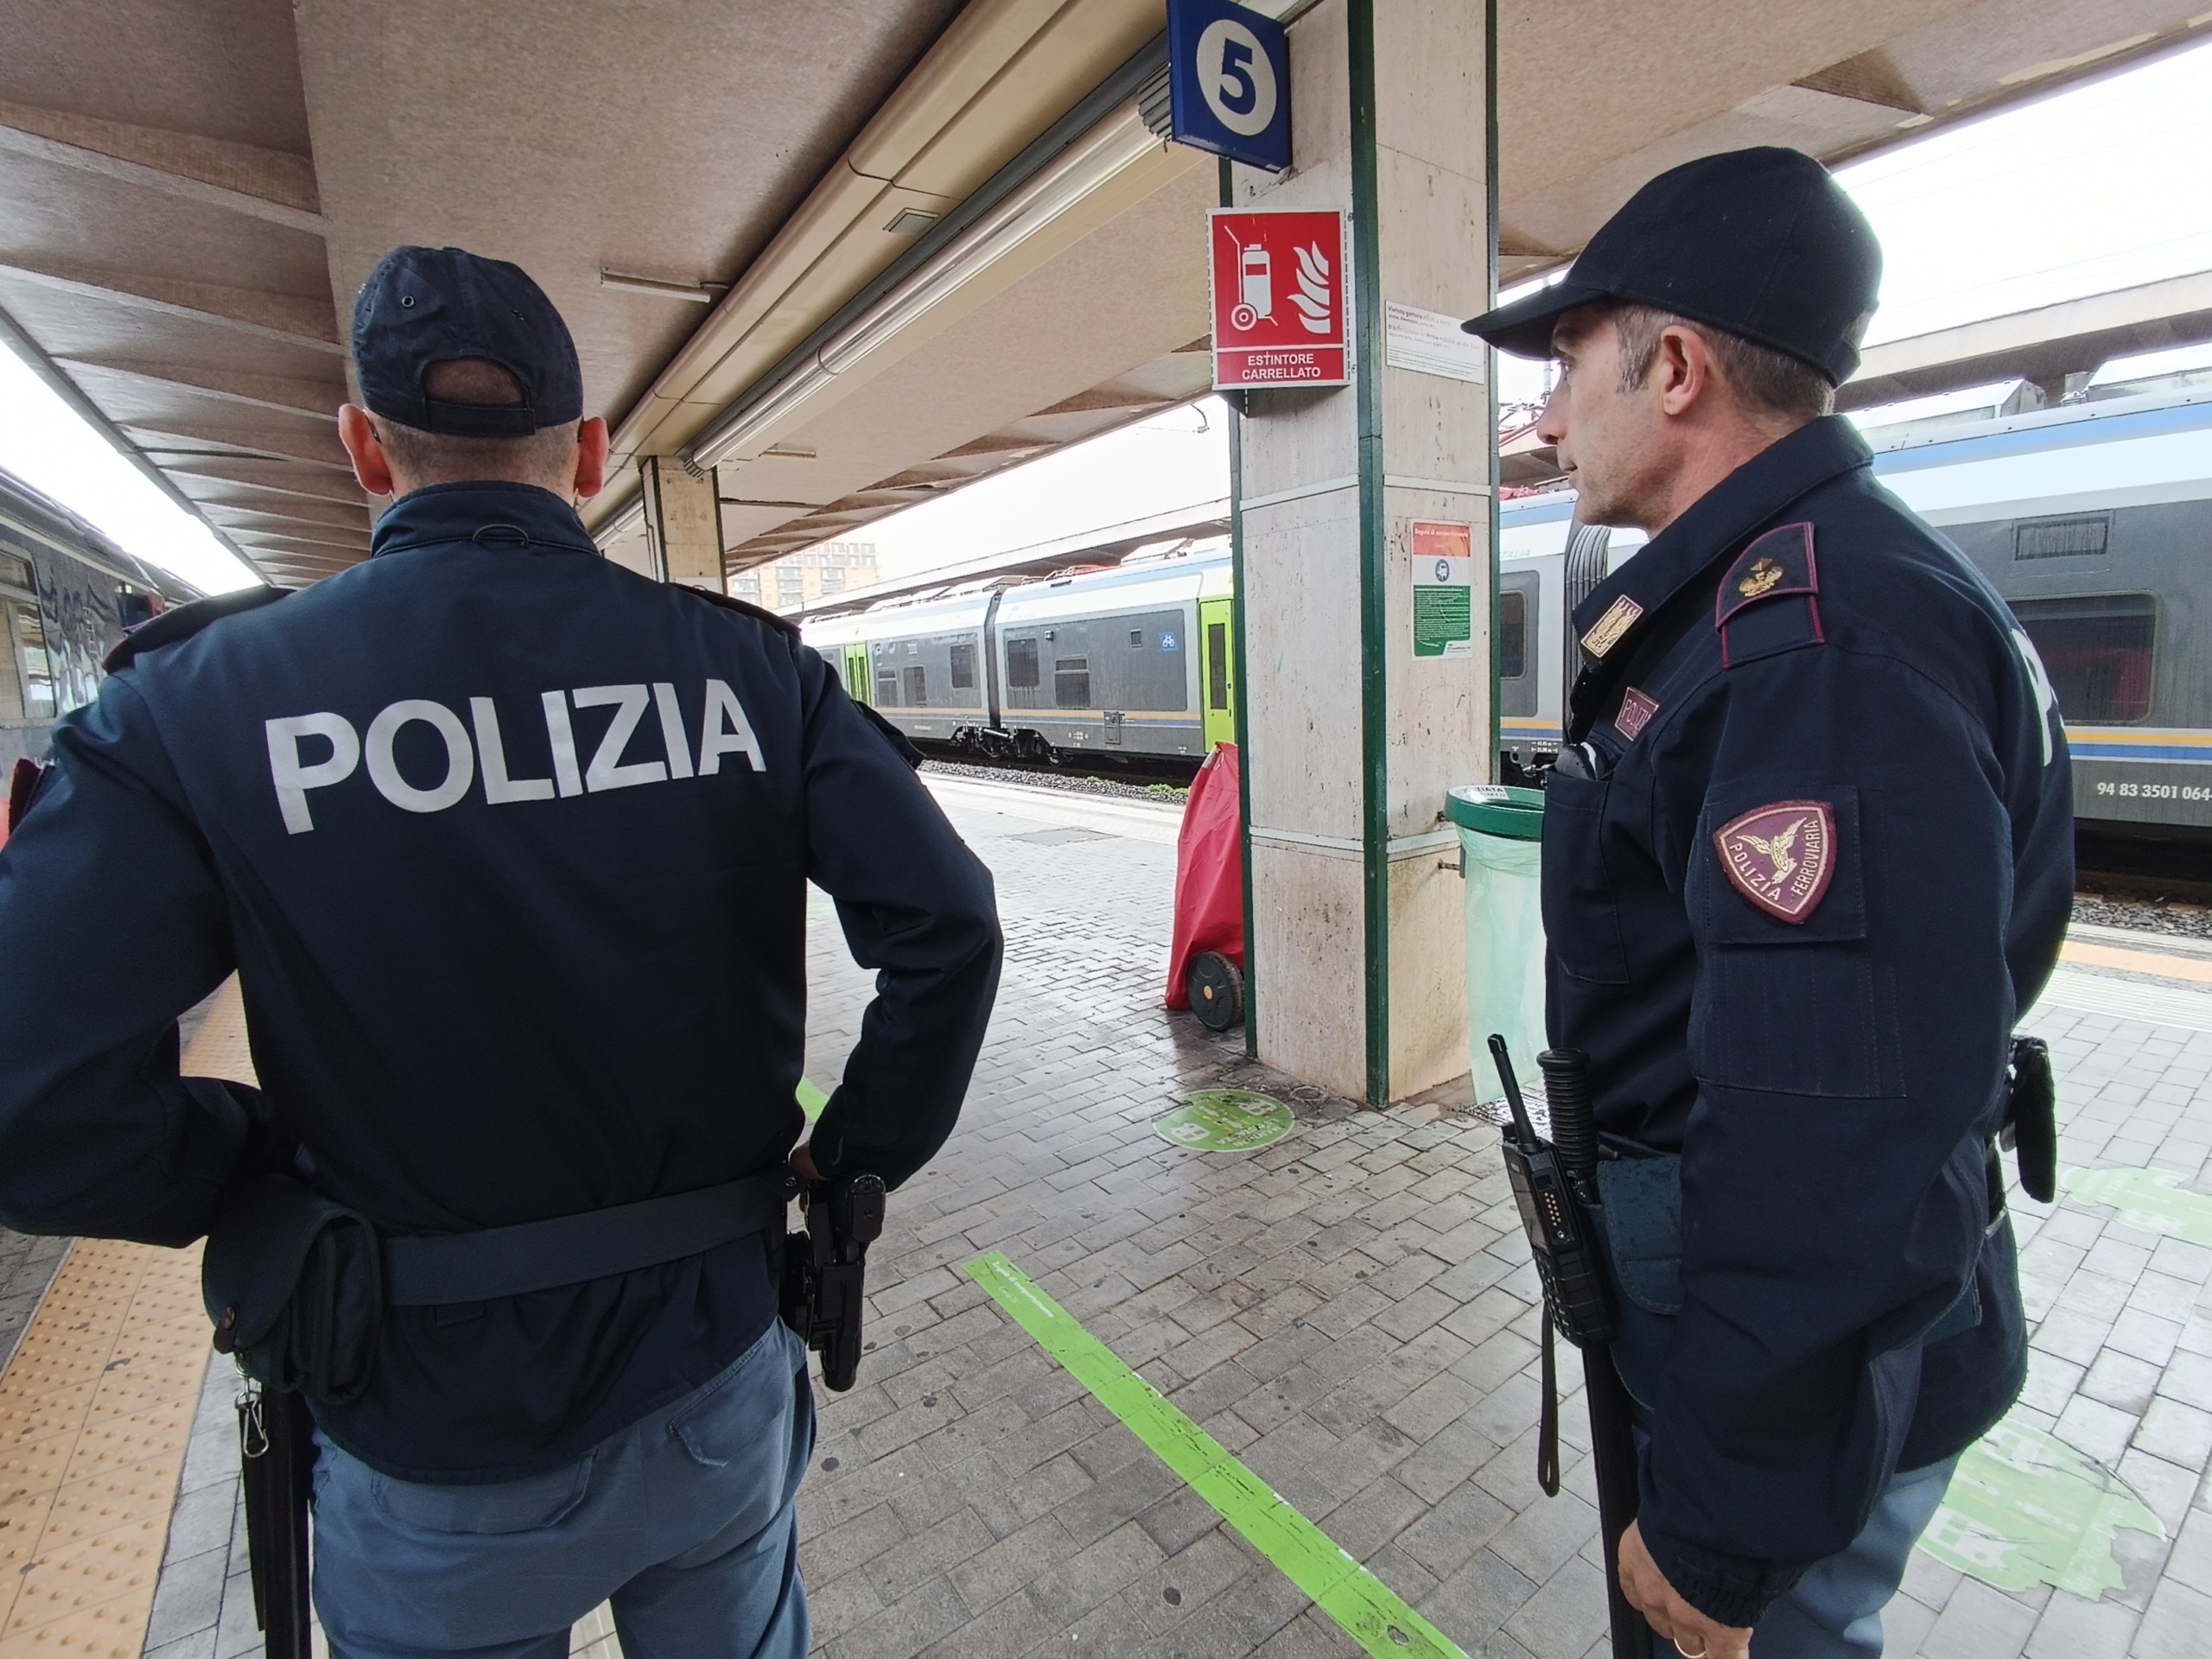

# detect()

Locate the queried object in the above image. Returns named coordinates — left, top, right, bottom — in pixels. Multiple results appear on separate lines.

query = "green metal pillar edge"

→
left=1223, top=156, right=1260, bottom=1062
left=1348, top=0, right=1389, bottom=1106
left=1484, top=0, right=1503, bottom=779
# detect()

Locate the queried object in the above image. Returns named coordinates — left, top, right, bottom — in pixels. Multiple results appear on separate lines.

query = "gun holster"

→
left=779, top=1174, right=885, bottom=1392
left=203, top=1175, right=383, bottom=1404
left=2002, top=1036, right=2057, bottom=1205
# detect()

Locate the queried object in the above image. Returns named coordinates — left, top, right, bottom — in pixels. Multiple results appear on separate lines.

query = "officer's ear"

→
left=337, top=404, right=397, bottom=499
left=570, top=417, right=611, bottom=501
left=1652, top=325, right=1717, bottom=420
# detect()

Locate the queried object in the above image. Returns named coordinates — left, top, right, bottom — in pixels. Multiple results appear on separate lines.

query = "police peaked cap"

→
left=1463, top=147, right=1882, bottom=386
left=352, top=245, right=584, bottom=436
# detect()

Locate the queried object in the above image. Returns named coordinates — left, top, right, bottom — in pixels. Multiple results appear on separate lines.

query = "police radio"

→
left=1490, top=1036, right=1613, bottom=1348
left=780, top=1174, right=886, bottom=1391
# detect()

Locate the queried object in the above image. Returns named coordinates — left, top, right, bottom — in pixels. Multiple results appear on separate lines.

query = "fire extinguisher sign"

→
left=1208, top=209, right=1350, bottom=391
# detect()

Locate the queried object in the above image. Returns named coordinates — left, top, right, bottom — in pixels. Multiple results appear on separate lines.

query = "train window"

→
left=0, top=608, right=19, bottom=721
left=1129, top=629, right=1144, bottom=649
left=1054, top=657, right=1090, bottom=708
left=949, top=642, right=975, bottom=690
left=1499, top=590, right=1527, bottom=678
left=905, top=665, right=927, bottom=706
left=2010, top=594, right=2155, bottom=722
left=9, top=600, right=55, bottom=719
left=2013, top=514, right=2110, bottom=562
left=0, top=552, right=32, bottom=594
left=875, top=670, right=899, bottom=707
left=1207, top=622, right=1230, bottom=711
left=1007, top=638, right=1040, bottom=689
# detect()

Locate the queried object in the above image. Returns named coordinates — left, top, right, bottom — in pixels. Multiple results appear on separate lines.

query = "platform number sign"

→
left=1166, top=0, right=1292, bottom=173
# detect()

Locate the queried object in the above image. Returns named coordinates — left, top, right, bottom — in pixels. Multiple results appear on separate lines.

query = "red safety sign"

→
left=1208, top=208, right=1349, bottom=390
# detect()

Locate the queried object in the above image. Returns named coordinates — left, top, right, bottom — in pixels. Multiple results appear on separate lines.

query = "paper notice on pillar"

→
left=1385, top=302, right=1489, bottom=385
left=1411, top=520, right=1474, bottom=658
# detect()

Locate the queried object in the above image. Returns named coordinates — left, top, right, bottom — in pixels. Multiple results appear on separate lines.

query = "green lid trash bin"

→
left=1446, top=785, right=1546, bottom=1091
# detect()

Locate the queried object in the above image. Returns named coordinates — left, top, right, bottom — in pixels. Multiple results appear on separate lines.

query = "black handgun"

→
left=780, top=1174, right=886, bottom=1391
left=1491, top=1035, right=1613, bottom=1347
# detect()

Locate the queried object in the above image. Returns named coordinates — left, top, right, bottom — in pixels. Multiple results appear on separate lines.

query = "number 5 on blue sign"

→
left=1166, top=0, right=1293, bottom=174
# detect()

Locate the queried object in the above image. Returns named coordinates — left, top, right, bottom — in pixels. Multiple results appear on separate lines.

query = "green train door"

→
left=843, top=643, right=871, bottom=706
left=1198, top=597, right=1236, bottom=749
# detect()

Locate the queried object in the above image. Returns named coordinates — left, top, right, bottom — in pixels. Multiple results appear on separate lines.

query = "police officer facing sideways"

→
left=0, top=247, right=1002, bottom=1658
left=1464, top=150, right=2071, bottom=1659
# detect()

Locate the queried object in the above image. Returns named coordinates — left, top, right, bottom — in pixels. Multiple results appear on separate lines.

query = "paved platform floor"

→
left=783, top=775, right=2212, bottom=1659
left=4, top=772, right=2210, bottom=1659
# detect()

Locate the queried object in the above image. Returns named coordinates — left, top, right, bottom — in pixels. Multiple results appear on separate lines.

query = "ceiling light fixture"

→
left=685, top=105, right=1160, bottom=472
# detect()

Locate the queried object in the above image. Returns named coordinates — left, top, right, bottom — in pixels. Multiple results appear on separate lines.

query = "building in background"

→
left=730, top=542, right=879, bottom=613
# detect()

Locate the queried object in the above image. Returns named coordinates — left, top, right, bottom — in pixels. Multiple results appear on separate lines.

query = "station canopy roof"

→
left=3, top=0, right=2208, bottom=587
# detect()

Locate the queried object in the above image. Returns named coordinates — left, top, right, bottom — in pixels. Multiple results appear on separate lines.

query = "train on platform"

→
left=0, top=467, right=199, bottom=777
left=803, top=385, right=2212, bottom=869
left=801, top=550, right=1237, bottom=764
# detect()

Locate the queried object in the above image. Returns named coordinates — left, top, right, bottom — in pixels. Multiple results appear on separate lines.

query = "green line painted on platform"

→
left=797, top=1077, right=829, bottom=1122
left=2062, top=1166, right=2212, bottom=1246
left=964, top=1251, right=1466, bottom=1659
left=1918, top=1418, right=2165, bottom=1598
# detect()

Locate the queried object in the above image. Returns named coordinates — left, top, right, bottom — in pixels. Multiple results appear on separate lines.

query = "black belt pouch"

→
left=203, top=1175, right=383, bottom=1405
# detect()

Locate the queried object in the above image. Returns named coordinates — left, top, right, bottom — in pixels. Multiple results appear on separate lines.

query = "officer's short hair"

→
left=1611, top=304, right=1836, bottom=422
left=372, top=359, right=580, bottom=484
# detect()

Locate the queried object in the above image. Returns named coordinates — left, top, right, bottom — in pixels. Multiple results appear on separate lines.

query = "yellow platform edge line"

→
left=0, top=982, right=248, bottom=1657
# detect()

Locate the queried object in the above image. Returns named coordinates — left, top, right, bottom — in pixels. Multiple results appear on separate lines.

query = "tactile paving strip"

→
left=0, top=981, right=251, bottom=1659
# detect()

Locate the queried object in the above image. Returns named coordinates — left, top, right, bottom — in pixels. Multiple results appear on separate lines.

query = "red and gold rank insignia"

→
left=1713, top=800, right=1836, bottom=923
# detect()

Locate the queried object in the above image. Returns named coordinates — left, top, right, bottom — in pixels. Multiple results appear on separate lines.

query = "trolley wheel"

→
left=1186, top=951, right=1245, bottom=1031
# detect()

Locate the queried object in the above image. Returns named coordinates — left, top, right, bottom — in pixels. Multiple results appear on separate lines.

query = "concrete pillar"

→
left=1233, top=0, right=1494, bottom=1103
left=639, top=455, right=725, bottom=588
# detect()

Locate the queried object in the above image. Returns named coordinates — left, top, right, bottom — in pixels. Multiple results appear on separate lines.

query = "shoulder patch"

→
left=673, top=583, right=801, bottom=639
left=104, top=585, right=289, bottom=672
left=1713, top=799, right=1836, bottom=922
left=1715, top=522, right=1824, bottom=668
left=1716, top=522, right=1818, bottom=629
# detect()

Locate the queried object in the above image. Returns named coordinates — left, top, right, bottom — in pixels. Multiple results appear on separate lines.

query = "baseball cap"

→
left=351, top=246, right=583, bottom=436
left=1462, top=147, right=1882, bottom=385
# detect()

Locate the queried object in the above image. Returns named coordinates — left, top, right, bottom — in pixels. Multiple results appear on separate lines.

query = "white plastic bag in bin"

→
left=1447, top=785, right=1546, bottom=1092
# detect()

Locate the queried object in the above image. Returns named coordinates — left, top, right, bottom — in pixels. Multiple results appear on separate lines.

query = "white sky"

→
left=6, top=35, right=2212, bottom=592
left=0, top=347, right=263, bottom=593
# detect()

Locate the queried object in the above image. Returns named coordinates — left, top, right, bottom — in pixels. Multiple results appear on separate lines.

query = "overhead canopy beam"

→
left=58, top=358, right=342, bottom=421
left=0, top=259, right=342, bottom=353
left=0, top=99, right=322, bottom=233
left=124, top=420, right=349, bottom=467
left=1839, top=270, right=2212, bottom=410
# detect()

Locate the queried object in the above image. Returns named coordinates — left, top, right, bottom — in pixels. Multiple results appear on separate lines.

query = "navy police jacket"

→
left=0, top=481, right=1002, bottom=1482
left=1543, top=416, right=2072, bottom=1626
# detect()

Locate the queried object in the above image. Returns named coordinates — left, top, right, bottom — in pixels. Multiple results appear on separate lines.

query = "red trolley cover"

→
left=1165, top=742, right=1245, bottom=1008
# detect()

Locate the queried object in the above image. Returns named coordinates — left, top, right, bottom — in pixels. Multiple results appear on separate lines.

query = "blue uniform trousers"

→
left=312, top=1320, right=813, bottom=1659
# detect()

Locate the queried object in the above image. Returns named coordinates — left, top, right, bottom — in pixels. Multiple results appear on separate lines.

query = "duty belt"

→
left=382, top=1172, right=797, bottom=1305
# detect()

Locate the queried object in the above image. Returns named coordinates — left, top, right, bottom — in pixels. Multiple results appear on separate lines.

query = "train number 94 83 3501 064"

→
left=2095, top=781, right=2212, bottom=803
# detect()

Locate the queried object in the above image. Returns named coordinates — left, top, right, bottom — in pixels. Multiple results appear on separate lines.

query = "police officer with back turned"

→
left=0, top=246, right=1003, bottom=1659
left=1462, top=150, right=2071, bottom=1659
